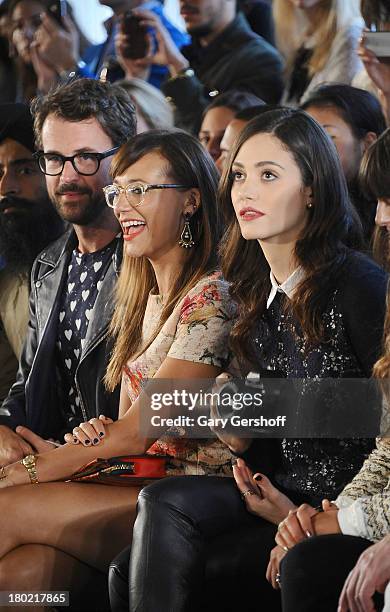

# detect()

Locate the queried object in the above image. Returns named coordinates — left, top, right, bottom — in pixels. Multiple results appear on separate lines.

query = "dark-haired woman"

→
left=275, top=125, right=390, bottom=612
left=301, top=83, right=386, bottom=245
left=0, top=130, right=235, bottom=609
left=119, top=108, right=388, bottom=612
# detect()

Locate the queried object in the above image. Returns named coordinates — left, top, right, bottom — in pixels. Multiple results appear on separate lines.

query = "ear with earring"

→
left=179, top=212, right=195, bottom=248
left=307, top=201, right=313, bottom=209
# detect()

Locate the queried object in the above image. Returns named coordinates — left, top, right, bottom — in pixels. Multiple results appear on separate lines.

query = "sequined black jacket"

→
left=246, top=250, right=388, bottom=506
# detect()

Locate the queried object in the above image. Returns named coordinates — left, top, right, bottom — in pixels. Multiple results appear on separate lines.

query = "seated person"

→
left=0, top=103, right=63, bottom=403
left=274, top=122, right=390, bottom=612
left=0, top=130, right=235, bottom=610
left=7, top=0, right=91, bottom=99
left=110, top=108, right=387, bottom=612
left=301, top=83, right=386, bottom=244
left=273, top=0, right=364, bottom=105
left=138, top=0, right=284, bottom=132
left=216, top=103, right=276, bottom=172
left=89, top=0, right=189, bottom=89
left=198, top=90, right=264, bottom=162
left=118, top=78, right=174, bottom=131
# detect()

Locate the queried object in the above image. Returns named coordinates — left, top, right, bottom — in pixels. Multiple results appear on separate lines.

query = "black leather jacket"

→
left=0, top=230, right=122, bottom=439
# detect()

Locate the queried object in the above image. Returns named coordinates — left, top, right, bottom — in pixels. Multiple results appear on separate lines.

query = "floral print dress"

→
left=123, top=272, right=235, bottom=476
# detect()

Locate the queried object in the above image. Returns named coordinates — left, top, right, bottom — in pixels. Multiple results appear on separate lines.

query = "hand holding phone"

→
left=364, top=31, right=390, bottom=58
left=120, top=11, right=149, bottom=60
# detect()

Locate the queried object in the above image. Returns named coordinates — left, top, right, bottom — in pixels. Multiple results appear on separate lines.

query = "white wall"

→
left=67, top=0, right=113, bottom=44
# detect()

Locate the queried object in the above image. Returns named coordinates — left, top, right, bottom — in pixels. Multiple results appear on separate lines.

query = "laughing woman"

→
left=0, top=130, right=234, bottom=609
left=119, top=108, right=388, bottom=612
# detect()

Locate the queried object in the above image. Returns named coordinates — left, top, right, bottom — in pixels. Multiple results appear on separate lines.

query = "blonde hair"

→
left=273, top=0, right=362, bottom=77
left=118, top=78, right=174, bottom=131
left=104, top=130, right=220, bottom=391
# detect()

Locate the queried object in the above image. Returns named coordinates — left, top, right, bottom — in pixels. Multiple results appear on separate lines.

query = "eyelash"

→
left=231, top=170, right=277, bottom=181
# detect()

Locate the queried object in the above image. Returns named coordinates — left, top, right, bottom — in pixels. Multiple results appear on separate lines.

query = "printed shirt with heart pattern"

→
left=56, top=239, right=118, bottom=428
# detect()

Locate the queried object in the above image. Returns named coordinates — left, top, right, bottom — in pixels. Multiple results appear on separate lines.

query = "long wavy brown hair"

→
left=360, top=128, right=390, bottom=382
left=104, top=129, right=220, bottom=391
left=219, top=108, right=363, bottom=368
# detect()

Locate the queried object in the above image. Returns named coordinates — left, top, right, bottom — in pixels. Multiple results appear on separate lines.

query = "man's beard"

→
left=52, top=182, right=107, bottom=226
left=187, top=22, right=214, bottom=38
left=0, top=195, right=65, bottom=274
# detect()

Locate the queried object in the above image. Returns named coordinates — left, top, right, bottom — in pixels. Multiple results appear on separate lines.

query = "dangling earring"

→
left=179, top=213, right=194, bottom=248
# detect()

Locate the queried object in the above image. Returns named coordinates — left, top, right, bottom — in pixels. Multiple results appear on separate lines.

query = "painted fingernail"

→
left=84, top=440, right=91, bottom=445
left=306, top=530, right=312, bottom=538
left=93, top=438, right=99, bottom=445
left=231, top=457, right=238, bottom=466
left=73, top=437, right=78, bottom=444
left=254, top=474, right=262, bottom=481
left=99, top=432, right=104, bottom=437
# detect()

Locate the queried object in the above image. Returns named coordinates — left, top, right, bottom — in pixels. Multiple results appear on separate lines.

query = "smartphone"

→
left=120, top=11, right=149, bottom=60
left=364, top=31, right=390, bottom=58
left=48, top=0, right=67, bottom=27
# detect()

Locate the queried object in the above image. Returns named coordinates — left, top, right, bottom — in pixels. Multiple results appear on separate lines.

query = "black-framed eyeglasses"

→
left=103, top=183, right=191, bottom=208
left=34, top=147, right=120, bottom=176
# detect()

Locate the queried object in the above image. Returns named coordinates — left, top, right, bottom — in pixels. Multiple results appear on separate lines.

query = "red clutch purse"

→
left=67, top=454, right=167, bottom=487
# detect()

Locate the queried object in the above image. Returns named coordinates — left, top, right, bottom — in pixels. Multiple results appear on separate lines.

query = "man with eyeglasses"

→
left=0, top=78, right=136, bottom=465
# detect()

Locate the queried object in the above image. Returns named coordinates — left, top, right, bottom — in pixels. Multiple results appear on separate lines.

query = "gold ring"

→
left=241, top=489, right=255, bottom=499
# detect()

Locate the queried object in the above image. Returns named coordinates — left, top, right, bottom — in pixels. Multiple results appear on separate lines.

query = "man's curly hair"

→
left=31, top=78, right=136, bottom=149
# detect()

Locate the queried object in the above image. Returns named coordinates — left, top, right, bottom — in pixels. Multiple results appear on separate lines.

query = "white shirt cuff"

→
left=336, top=500, right=369, bottom=539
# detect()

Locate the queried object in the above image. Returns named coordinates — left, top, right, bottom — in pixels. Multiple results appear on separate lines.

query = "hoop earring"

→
left=179, top=213, right=194, bottom=248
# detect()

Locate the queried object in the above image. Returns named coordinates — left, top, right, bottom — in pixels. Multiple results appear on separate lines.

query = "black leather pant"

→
left=109, top=476, right=281, bottom=612
left=280, top=534, right=384, bottom=612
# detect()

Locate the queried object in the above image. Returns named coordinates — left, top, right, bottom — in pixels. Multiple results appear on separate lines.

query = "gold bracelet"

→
left=20, top=454, right=39, bottom=484
left=0, top=466, right=6, bottom=481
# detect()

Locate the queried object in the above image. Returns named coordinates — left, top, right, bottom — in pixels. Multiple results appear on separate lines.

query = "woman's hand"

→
left=276, top=503, right=318, bottom=550
left=266, top=545, right=287, bottom=589
left=34, top=13, right=80, bottom=73
left=276, top=499, right=340, bottom=550
left=208, top=373, right=252, bottom=454
left=0, top=459, right=33, bottom=488
left=64, top=416, right=113, bottom=447
left=29, top=43, right=58, bottom=93
left=358, top=35, right=390, bottom=96
left=338, top=534, right=390, bottom=612
left=233, top=458, right=296, bottom=525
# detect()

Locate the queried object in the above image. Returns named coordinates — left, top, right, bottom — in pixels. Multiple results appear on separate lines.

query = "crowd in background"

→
left=0, top=1, right=390, bottom=611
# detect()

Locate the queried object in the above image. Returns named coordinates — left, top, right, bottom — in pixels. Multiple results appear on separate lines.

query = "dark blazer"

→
left=162, top=13, right=284, bottom=133
left=0, top=230, right=122, bottom=439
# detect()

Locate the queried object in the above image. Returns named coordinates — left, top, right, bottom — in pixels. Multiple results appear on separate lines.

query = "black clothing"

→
left=237, top=0, right=275, bottom=46
left=252, top=250, right=387, bottom=505
left=162, top=13, right=284, bottom=133
left=109, top=477, right=281, bottom=612
left=0, top=102, right=35, bottom=152
left=0, top=230, right=122, bottom=439
left=281, top=534, right=384, bottom=612
left=56, top=240, right=117, bottom=428
left=287, top=46, right=312, bottom=104
left=119, top=250, right=387, bottom=612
